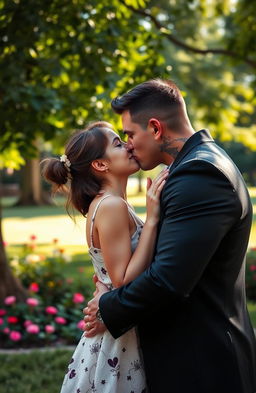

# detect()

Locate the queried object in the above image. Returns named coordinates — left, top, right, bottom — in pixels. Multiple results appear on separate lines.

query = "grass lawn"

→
left=0, top=349, right=72, bottom=393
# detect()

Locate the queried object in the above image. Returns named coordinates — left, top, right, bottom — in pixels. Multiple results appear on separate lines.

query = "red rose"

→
left=29, top=282, right=39, bottom=292
left=0, top=309, right=6, bottom=316
left=7, top=316, right=19, bottom=324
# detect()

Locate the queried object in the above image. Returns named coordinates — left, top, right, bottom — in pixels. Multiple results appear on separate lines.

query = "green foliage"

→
left=0, top=0, right=164, bottom=160
left=0, top=144, right=24, bottom=170
left=216, top=138, right=256, bottom=185
left=1, top=0, right=256, bottom=168
left=248, top=302, right=256, bottom=328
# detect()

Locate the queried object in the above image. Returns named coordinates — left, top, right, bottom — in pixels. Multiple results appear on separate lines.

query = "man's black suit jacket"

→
left=99, top=129, right=256, bottom=393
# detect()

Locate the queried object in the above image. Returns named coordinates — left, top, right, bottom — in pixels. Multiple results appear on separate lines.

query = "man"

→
left=84, top=79, right=256, bottom=393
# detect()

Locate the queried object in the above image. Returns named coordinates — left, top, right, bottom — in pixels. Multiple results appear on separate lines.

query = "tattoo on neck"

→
left=160, top=136, right=188, bottom=158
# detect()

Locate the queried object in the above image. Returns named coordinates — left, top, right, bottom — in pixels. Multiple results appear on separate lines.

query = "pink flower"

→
left=4, top=296, right=16, bottom=305
left=3, top=327, right=10, bottom=334
left=0, top=318, right=4, bottom=325
left=26, top=297, right=39, bottom=307
left=9, top=331, right=22, bottom=341
left=3, top=241, right=8, bottom=247
left=73, top=293, right=85, bottom=304
left=7, top=316, right=19, bottom=324
left=45, top=306, right=58, bottom=315
left=77, top=320, right=85, bottom=330
left=26, top=324, right=40, bottom=334
left=29, top=282, right=39, bottom=292
left=55, top=316, right=67, bottom=325
left=30, top=234, right=37, bottom=241
left=24, top=320, right=33, bottom=327
left=45, top=325, right=55, bottom=334
left=0, top=309, right=6, bottom=316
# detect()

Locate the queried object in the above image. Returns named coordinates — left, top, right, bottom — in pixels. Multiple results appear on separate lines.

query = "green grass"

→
left=0, top=349, right=72, bottom=393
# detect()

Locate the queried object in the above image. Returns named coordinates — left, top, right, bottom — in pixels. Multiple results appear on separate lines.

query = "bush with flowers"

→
left=246, top=247, right=256, bottom=302
left=0, top=236, right=90, bottom=348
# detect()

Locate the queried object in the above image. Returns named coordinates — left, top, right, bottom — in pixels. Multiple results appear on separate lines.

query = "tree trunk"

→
left=15, top=157, right=52, bottom=206
left=0, top=203, right=27, bottom=303
left=137, top=170, right=143, bottom=193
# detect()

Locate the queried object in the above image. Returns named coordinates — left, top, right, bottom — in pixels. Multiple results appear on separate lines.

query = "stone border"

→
left=0, top=345, right=75, bottom=354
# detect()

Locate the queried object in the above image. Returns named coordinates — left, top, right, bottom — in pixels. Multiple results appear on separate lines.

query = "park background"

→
left=0, top=0, right=256, bottom=392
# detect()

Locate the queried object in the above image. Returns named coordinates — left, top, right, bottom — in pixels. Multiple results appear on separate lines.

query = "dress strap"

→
left=124, top=201, right=144, bottom=229
left=90, top=195, right=143, bottom=248
left=90, top=194, right=112, bottom=248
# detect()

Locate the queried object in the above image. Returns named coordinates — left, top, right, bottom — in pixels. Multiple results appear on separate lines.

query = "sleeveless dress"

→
left=60, top=195, right=147, bottom=393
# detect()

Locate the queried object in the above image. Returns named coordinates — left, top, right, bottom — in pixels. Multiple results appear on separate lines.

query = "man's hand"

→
left=83, top=280, right=109, bottom=337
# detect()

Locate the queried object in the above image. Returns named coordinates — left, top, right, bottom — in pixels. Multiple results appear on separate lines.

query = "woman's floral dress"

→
left=60, top=196, right=147, bottom=393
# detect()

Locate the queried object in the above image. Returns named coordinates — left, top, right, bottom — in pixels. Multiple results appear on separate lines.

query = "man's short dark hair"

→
left=111, top=79, right=184, bottom=130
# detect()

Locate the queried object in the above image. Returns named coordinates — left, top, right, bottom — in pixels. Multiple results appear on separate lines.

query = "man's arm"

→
left=97, top=161, right=240, bottom=338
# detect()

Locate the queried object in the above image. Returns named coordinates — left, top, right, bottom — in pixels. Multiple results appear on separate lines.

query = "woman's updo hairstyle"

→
left=41, top=121, right=112, bottom=216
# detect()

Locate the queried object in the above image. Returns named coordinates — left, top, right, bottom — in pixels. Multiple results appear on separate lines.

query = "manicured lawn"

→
left=0, top=349, right=72, bottom=393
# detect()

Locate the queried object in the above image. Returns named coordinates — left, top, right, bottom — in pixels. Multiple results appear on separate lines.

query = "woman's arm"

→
left=96, top=169, right=168, bottom=288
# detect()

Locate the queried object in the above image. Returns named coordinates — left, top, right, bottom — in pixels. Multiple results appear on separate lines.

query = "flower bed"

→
left=1, top=237, right=256, bottom=348
left=0, top=236, right=90, bottom=348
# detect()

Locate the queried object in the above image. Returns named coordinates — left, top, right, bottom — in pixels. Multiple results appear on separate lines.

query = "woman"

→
left=42, top=121, right=168, bottom=393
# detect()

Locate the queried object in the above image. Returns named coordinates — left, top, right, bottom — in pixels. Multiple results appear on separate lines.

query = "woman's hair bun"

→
left=41, top=158, right=69, bottom=189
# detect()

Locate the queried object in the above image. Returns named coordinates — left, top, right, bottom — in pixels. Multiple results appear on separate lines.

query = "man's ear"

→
left=148, top=118, right=163, bottom=141
left=91, top=159, right=109, bottom=173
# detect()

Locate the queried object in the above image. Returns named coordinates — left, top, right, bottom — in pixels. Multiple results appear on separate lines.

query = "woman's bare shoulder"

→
left=96, top=195, right=128, bottom=216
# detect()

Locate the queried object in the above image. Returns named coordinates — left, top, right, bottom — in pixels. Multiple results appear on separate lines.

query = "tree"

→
left=0, top=158, right=27, bottom=303
left=0, top=0, right=166, bottom=299
left=0, top=203, right=27, bottom=302
left=1, top=0, right=256, bottom=154
left=0, top=0, right=166, bottom=204
left=0, top=0, right=165, bottom=154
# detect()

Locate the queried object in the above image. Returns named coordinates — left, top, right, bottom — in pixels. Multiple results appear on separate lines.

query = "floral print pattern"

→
left=60, top=322, right=146, bottom=393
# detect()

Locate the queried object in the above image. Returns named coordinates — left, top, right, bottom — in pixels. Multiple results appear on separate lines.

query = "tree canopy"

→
left=0, top=0, right=165, bottom=158
left=0, top=0, right=256, bottom=161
